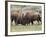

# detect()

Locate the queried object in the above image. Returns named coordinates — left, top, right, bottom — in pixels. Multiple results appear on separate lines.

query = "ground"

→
left=10, top=23, right=42, bottom=32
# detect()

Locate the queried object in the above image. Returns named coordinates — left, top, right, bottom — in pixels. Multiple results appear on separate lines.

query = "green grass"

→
left=10, top=24, right=42, bottom=32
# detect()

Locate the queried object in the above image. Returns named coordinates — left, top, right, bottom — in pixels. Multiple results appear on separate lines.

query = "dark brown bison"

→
left=24, top=12, right=41, bottom=25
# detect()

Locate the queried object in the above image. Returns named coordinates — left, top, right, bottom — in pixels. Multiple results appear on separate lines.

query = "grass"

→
left=10, top=23, right=42, bottom=32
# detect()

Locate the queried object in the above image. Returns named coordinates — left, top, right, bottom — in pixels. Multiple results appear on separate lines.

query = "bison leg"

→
left=37, top=18, right=41, bottom=25
left=39, top=18, right=42, bottom=24
left=37, top=19, right=41, bottom=25
left=15, top=21, right=18, bottom=25
left=11, top=19, right=13, bottom=23
left=37, top=15, right=42, bottom=25
left=37, top=20, right=42, bottom=25
left=21, top=21, right=25, bottom=26
left=31, top=20, right=33, bottom=25
left=11, top=18, right=13, bottom=26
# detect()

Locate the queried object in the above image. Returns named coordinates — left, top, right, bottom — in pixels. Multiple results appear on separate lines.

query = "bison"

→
left=24, top=12, right=41, bottom=25
left=11, top=10, right=21, bottom=25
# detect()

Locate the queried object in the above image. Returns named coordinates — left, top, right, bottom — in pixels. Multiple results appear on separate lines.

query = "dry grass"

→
left=10, top=24, right=42, bottom=32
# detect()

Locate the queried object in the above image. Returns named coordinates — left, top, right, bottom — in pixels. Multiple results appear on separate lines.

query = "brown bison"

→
left=11, top=10, right=21, bottom=25
left=24, top=12, right=41, bottom=25
left=11, top=10, right=24, bottom=25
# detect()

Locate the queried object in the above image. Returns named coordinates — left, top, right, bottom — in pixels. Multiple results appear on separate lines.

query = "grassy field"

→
left=10, top=23, right=42, bottom=32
